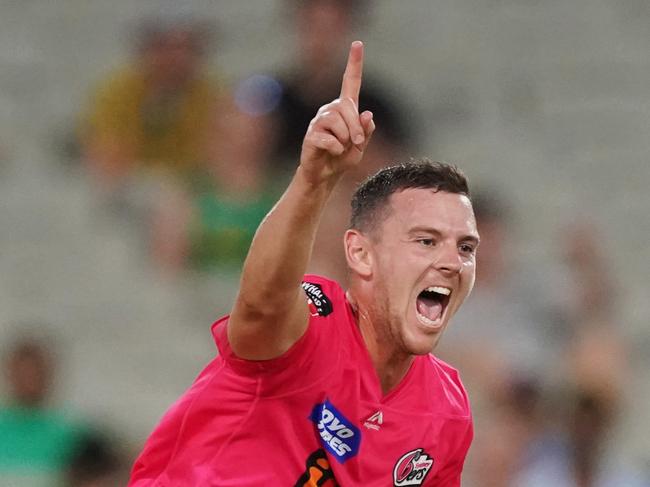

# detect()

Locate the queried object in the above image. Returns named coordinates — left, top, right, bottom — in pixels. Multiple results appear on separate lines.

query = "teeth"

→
left=426, top=286, right=451, bottom=296
left=416, top=312, right=441, bottom=326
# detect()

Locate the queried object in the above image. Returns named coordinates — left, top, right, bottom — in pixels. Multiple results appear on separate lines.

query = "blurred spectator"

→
left=265, top=0, right=413, bottom=176
left=560, top=222, right=628, bottom=417
left=65, top=431, right=125, bottom=487
left=470, top=381, right=649, bottom=487
left=80, top=14, right=223, bottom=194
left=151, top=98, right=278, bottom=275
left=468, top=378, right=546, bottom=487
left=0, top=337, right=85, bottom=486
left=512, top=390, right=649, bottom=487
left=508, top=223, right=648, bottom=486
left=240, top=0, right=416, bottom=283
left=148, top=0, right=415, bottom=283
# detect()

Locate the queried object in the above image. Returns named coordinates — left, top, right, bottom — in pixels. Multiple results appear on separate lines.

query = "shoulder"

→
left=300, top=274, right=346, bottom=317
left=425, top=355, right=472, bottom=418
left=211, top=274, right=349, bottom=372
left=85, top=68, right=145, bottom=119
left=95, top=67, right=144, bottom=95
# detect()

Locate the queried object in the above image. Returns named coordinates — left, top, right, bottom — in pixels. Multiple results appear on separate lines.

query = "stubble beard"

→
left=368, top=280, right=411, bottom=361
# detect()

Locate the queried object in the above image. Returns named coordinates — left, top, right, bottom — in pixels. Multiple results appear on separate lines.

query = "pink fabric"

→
left=128, top=275, right=473, bottom=486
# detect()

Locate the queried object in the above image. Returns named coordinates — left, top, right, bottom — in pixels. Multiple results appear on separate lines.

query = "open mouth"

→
left=416, top=286, right=451, bottom=328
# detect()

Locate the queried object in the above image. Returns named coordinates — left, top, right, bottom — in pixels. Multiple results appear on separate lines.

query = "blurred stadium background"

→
left=0, top=0, right=648, bottom=485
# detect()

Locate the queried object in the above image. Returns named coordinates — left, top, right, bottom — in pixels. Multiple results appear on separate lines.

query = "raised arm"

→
left=228, top=41, right=375, bottom=360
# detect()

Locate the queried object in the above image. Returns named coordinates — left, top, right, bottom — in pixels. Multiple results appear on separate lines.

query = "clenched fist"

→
left=299, top=41, right=376, bottom=185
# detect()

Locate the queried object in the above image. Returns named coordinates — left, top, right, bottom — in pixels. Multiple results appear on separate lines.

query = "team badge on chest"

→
left=393, top=448, right=434, bottom=486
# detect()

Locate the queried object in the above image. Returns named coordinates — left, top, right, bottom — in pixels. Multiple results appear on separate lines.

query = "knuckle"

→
left=320, top=134, right=334, bottom=145
left=316, top=110, right=336, bottom=123
left=337, top=97, right=357, bottom=112
left=328, top=99, right=350, bottom=114
left=318, top=101, right=339, bottom=114
left=304, top=132, right=321, bottom=146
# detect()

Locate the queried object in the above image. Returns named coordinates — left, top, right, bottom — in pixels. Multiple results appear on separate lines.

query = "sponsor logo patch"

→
left=393, top=448, right=434, bottom=486
left=310, top=400, right=361, bottom=463
left=301, top=281, right=333, bottom=316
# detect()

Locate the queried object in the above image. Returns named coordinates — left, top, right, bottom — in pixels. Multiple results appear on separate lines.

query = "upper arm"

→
left=227, top=283, right=310, bottom=360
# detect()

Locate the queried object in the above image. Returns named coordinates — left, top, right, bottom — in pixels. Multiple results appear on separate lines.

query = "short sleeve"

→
left=210, top=275, right=349, bottom=390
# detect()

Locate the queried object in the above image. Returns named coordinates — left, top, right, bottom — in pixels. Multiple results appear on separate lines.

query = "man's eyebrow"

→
left=408, top=226, right=480, bottom=245
left=407, top=226, right=442, bottom=237
left=461, top=235, right=481, bottom=246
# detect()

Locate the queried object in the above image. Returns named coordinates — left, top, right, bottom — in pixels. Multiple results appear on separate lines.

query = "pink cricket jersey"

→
left=128, top=275, right=473, bottom=486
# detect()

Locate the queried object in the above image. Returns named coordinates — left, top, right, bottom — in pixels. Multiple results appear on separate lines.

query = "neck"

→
left=347, top=290, right=414, bottom=395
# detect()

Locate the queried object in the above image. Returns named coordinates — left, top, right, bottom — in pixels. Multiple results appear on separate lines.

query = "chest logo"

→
left=393, top=448, right=434, bottom=486
left=310, top=400, right=361, bottom=463
left=302, top=281, right=333, bottom=316
left=363, top=410, right=383, bottom=430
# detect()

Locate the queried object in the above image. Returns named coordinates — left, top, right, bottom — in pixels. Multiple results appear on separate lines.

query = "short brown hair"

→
left=350, top=159, right=470, bottom=232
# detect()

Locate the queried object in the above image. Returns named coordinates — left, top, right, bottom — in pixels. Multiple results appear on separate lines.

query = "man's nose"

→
left=434, top=243, right=463, bottom=275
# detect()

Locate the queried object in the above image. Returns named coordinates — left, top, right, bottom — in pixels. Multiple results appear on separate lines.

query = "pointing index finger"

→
left=340, top=41, right=364, bottom=105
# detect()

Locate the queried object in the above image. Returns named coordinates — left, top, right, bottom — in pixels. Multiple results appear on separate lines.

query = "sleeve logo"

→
left=310, top=400, right=361, bottom=463
left=393, top=448, right=434, bottom=486
left=301, top=281, right=333, bottom=316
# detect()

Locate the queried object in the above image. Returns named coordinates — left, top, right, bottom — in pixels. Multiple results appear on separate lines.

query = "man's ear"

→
left=344, top=229, right=373, bottom=277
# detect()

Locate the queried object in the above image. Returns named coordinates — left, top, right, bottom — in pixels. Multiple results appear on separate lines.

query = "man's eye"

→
left=459, top=243, right=476, bottom=255
left=418, top=239, right=434, bottom=247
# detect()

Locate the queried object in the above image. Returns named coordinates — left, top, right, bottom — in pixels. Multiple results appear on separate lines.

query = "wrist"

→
left=295, top=164, right=343, bottom=195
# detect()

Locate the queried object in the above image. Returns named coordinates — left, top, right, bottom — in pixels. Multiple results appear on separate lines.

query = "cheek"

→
left=372, top=251, right=400, bottom=282
left=462, top=261, right=477, bottom=294
left=376, top=282, right=404, bottom=323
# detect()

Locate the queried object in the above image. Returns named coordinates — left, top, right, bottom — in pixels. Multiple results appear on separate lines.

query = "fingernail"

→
left=354, top=134, right=364, bottom=145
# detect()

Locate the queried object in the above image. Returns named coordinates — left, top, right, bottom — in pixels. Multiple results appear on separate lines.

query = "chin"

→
left=405, top=334, right=441, bottom=356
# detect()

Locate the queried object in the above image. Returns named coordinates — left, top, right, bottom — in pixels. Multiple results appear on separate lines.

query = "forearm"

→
left=236, top=165, right=340, bottom=316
